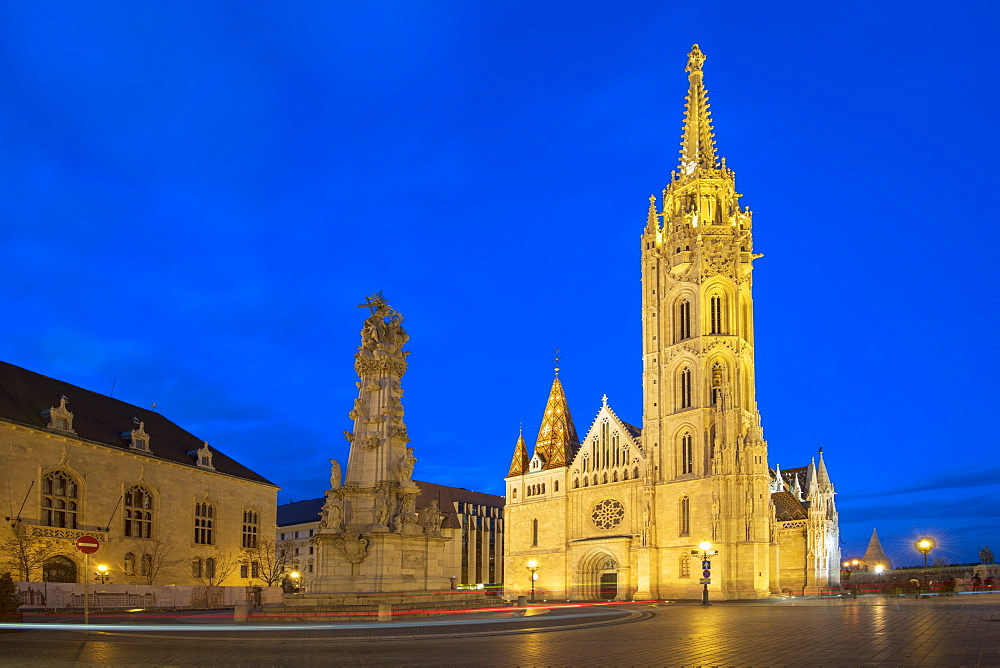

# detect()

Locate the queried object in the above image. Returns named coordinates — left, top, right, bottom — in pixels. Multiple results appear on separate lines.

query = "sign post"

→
left=75, top=536, right=100, bottom=631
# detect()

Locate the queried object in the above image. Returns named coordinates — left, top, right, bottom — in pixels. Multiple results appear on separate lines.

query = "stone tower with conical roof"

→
left=861, top=529, right=892, bottom=570
left=503, top=46, right=839, bottom=602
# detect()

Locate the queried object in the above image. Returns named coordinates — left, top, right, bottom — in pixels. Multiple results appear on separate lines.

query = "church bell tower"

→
left=641, top=44, right=772, bottom=598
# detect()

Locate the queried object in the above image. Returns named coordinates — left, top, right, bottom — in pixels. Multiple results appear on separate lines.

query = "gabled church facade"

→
left=504, top=45, right=840, bottom=601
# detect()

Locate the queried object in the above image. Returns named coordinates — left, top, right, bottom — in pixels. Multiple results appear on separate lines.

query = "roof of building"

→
left=277, top=480, right=505, bottom=529
left=771, top=491, right=808, bottom=521
left=0, top=360, right=276, bottom=486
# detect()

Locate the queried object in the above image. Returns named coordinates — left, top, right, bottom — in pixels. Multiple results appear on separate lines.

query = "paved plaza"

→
left=2, top=595, right=1000, bottom=666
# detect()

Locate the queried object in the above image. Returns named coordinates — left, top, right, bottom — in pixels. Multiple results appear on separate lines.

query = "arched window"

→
left=192, top=558, right=202, bottom=578
left=541, top=483, right=545, bottom=494
left=205, top=557, right=216, bottom=579
left=42, top=556, right=77, bottom=583
left=622, top=470, right=629, bottom=481
left=124, top=552, right=136, bottom=576
left=681, top=432, right=693, bottom=474
left=710, top=362, right=724, bottom=405
left=679, top=496, right=690, bottom=536
left=513, top=488, right=518, bottom=498
left=710, top=294, right=724, bottom=334
left=678, top=299, right=692, bottom=341
left=242, top=508, right=259, bottom=548
left=531, top=518, right=538, bottom=547
left=633, top=466, right=639, bottom=479
left=612, top=471, right=618, bottom=482
left=593, top=475, right=599, bottom=486
left=573, top=478, right=579, bottom=489
left=41, top=470, right=79, bottom=529
left=679, top=553, right=691, bottom=578
left=680, top=367, right=693, bottom=409
left=583, top=478, right=589, bottom=487
left=194, top=502, right=214, bottom=545
left=124, top=485, right=154, bottom=538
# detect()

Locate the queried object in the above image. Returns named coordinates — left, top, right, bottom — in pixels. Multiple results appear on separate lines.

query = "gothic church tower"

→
left=641, top=44, right=771, bottom=598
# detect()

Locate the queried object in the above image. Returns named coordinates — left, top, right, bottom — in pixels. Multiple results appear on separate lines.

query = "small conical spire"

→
left=531, top=373, right=580, bottom=470
left=678, top=44, right=719, bottom=173
left=646, top=195, right=659, bottom=232
left=805, top=457, right=816, bottom=496
left=507, top=427, right=529, bottom=477
left=816, top=448, right=832, bottom=488
left=861, top=529, right=893, bottom=570
left=771, top=463, right=783, bottom=493
left=790, top=472, right=803, bottom=500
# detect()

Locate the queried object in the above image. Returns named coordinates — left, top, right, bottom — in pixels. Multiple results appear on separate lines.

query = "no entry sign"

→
left=75, top=535, right=100, bottom=554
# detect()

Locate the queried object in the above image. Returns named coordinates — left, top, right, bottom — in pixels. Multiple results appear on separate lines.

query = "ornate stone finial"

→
left=601, top=393, right=608, bottom=406
left=686, top=44, right=706, bottom=73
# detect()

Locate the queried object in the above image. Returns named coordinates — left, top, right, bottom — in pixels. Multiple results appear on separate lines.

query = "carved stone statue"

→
left=374, top=487, right=392, bottom=525
left=398, top=448, right=417, bottom=482
left=422, top=500, right=443, bottom=536
left=329, top=459, right=342, bottom=490
left=320, top=495, right=343, bottom=532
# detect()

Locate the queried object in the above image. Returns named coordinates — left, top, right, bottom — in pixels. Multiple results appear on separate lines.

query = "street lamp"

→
left=695, top=541, right=717, bottom=606
left=289, top=571, right=301, bottom=593
left=914, top=537, right=936, bottom=568
left=526, top=560, right=539, bottom=604
left=94, top=564, right=110, bottom=584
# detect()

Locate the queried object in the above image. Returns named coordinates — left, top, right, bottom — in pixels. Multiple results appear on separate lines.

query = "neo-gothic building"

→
left=0, top=361, right=278, bottom=585
left=504, top=45, right=840, bottom=601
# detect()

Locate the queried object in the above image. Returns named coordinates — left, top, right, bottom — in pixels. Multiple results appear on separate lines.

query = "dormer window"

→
left=529, top=453, right=545, bottom=472
left=190, top=442, right=215, bottom=470
left=42, top=396, right=75, bottom=434
left=122, top=419, right=151, bottom=452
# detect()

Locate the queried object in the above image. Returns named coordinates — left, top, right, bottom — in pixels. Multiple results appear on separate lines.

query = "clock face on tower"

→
left=591, top=499, right=625, bottom=530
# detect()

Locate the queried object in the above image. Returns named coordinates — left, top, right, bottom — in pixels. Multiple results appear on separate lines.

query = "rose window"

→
left=591, top=499, right=625, bottom=530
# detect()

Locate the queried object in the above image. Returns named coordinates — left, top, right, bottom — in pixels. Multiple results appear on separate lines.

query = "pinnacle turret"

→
left=861, top=529, right=892, bottom=570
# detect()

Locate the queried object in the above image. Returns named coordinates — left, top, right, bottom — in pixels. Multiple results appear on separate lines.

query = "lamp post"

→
left=695, top=541, right=717, bottom=606
left=94, top=564, right=110, bottom=585
left=526, top=560, right=539, bottom=603
left=914, top=537, right=935, bottom=568
left=289, top=571, right=300, bottom=593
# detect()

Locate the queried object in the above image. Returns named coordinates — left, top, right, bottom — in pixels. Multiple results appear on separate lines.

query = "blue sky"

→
left=1, top=1, right=998, bottom=566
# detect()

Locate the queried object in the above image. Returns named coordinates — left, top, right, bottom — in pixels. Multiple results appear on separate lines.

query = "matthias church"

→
left=504, top=45, right=840, bottom=601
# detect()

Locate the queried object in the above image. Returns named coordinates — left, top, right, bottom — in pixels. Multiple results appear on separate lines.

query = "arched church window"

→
left=679, top=553, right=691, bottom=578
left=633, top=466, right=639, bottom=479
left=124, top=552, right=136, bottom=576
left=42, top=470, right=79, bottom=529
left=583, top=478, right=589, bottom=487
left=710, top=294, right=724, bottom=335
left=679, top=367, right=693, bottom=409
left=679, top=496, right=690, bottom=536
left=602, top=473, right=608, bottom=484
left=622, top=470, right=628, bottom=481
left=681, top=432, right=693, bottom=475
left=532, top=518, right=538, bottom=547
left=678, top=299, right=692, bottom=341
left=593, top=475, right=599, bottom=486
left=612, top=471, right=618, bottom=483
left=574, top=478, right=579, bottom=489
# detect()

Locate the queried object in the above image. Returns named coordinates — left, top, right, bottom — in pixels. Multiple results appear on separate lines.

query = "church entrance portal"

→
left=579, top=551, right=620, bottom=600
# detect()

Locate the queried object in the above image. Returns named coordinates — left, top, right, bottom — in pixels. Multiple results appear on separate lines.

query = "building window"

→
left=194, top=502, right=214, bottom=545
left=680, top=496, right=690, bottom=536
left=205, top=557, right=216, bottom=579
left=680, top=553, right=691, bottom=578
left=242, top=509, right=259, bottom=548
left=681, top=432, right=693, bottom=474
left=124, top=485, right=154, bottom=538
left=554, top=480, right=559, bottom=492
left=124, top=552, right=136, bottom=576
left=680, top=367, right=693, bottom=409
left=192, top=558, right=202, bottom=578
left=41, top=470, right=79, bottom=529
left=710, top=294, right=724, bottom=334
left=532, top=518, right=538, bottom=547
left=678, top=299, right=692, bottom=341
left=141, top=554, right=152, bottom=576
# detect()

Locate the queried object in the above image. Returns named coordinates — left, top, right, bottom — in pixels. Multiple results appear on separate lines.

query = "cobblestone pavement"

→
left=2, top=596, right=1000, bottom=666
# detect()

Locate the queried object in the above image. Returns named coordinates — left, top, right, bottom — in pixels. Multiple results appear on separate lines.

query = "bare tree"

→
left=2, top=522, right=60, bottom=582
left=119, top=539, right=182, bottom=585
left=192, top=551, right=239, bottom=587
left=239, top=539, right=289, bottom=587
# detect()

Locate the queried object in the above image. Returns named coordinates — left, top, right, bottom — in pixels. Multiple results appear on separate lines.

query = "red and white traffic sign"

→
left=75, top=535, right=100, bottom=554
left=703, top=569, right=712, bottom=578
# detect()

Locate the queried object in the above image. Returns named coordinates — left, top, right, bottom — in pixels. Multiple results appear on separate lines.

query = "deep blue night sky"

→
left=1, top=1, right=998, bottom=566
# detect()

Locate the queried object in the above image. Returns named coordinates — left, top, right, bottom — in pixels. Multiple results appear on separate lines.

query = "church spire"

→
left=861, top=529, right=892, bottom=570
left=531, top=373, right=580, bottom=470
left=678, top=44, right=719, bottom=173
left=507, top=427, right=529, bottom=477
